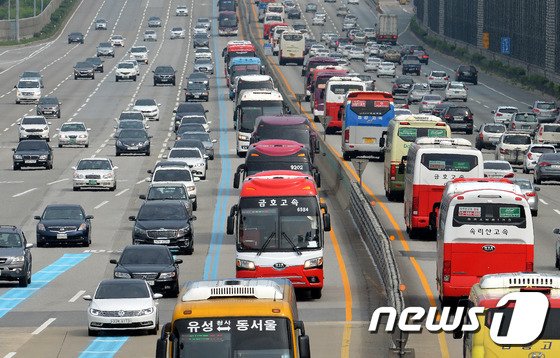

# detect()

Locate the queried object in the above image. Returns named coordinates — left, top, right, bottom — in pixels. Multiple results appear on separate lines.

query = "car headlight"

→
left=196, top=162, right=205, bottom=167
left=304, top=257, right=323, bottom=269
left=238, top=134, right=249, bottom=141
left=16, top=90, right=22, bottom=96
left=177, top=225, right=190, bottom=236
left=78, top=134, right=87, bottom=138
left=89, top=308, right=101, bottom=316
left=39, top=155, right=48, bottom=160
left=114, top=272, right=131, bottom=278
left=133, top=226, right=146, bottom=236
left=159, top=271, right=176, bottom=279
left=102, top=173, right=114, bottom=179
left=37, top=223, right=45, bottom=231
left=116, top=140, right=123, bottom=146
left=78, top=223, right=88, bottom=231
left=187, top=185, right=196, bottom=192
left=236, top=259, right=256, bottom=270
left=144, top=140, right=150, bottom=146
left=12, top=256, right=25, bottom=263
left=73, top=172, right=85, bottom=179
left=14, top=154, right=22, bottom=160
left=43, top=126, right=49, bottom=131
left=139, top=307, right=154, bottom=315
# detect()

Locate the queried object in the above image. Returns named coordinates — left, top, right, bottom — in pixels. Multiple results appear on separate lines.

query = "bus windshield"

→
left=239, top=104, right=284, bottom=131
left=174, top=317, right=293, bottom=358
left=329, top=84, right=363, bottom=95
left=256, top=128, right=311, bottom=147
left=397, top=127, right=448, bottom=142
left=246, top=161, right=311, bottom=176
left=238, top=197, right=321, bottom=252
left=219, top=17, right=237, bottom=27
left=349, top=99, right=392, bottom=116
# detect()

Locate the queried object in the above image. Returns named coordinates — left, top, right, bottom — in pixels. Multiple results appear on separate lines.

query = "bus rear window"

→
left=349, top=99, right=391, bottom=116
left=421, top=153, right=478, bottom=172
left=330, top=84, right=362, bottom=95
left=452, top=203, right=526, bottom=227
left=397, top=127, right=448, bottom=142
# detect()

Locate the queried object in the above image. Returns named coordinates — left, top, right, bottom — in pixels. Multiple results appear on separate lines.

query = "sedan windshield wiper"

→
left=281, top=232, right=302, bottom=256
left=257, top=232, right=276, bottom=256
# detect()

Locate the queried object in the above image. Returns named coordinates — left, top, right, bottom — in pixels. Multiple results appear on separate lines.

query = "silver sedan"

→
left=511, top=178, right=540, bottom=216
left=58, top=122, right=90, bottom=148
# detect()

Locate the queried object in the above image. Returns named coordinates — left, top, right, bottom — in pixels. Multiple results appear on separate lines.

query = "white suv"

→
left=18, top=115, right=50, bottom=141
left=147, top=166, right=199, bottom=210
left=129, top=45, right=149, bottom=64
left=165, top=148, right=207, bottom=179
left=15, top=79, right=41, bottom=104
left=115, top=62, right=137, bottom=82
left=176, top=5, right=189, bottom=16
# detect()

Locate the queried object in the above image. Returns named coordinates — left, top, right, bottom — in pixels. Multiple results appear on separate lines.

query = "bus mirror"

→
left=320, top=203, right=328, bottom=214
left=233, top=172, right=241, bottom=188
left=226, top=215, right=235, bottom=235
left=323, top=213, right=331, bottom=231
left=314, top=142, right=320, bottom=154
left=314, top=172, right=321, bottom=188
left=155, top=323, right=172, bottom=358
left=379, top=137, right=386, bottom=148
left=298, top=335, right=311, bottom=358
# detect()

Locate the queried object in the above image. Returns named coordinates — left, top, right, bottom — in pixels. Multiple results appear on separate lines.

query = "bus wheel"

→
left=386, top=190, right=394, bottom=202
left=313, top=116, right=320, bottom=122
left=310, top=289, right=322, bottom=299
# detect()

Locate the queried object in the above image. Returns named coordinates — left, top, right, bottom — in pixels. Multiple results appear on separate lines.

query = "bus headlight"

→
left=236, top=259, right=255, bottom=270
left=304, top=257, right=323, bottom=269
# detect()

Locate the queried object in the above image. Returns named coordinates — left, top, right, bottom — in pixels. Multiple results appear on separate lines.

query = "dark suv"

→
left=111, top=245, right=183, bottom=297
left=455, top=65, right=478, bottom=85
left=392, top=76, right=414, bottom=96
left=153, top=66, right=176, bottom=86
left=0, top=226, right=33, bottom=287
left=67, top=32, right=84, bottom=44
left=441, top=105, right=474, bottom=134
left=12, top=139, right=53, bottom=170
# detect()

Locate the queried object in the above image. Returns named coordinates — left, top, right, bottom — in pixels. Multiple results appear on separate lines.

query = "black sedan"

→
left=85, top=57, right=104, bottom=73
left=129, top=201, right=196, bottom=255
left=286, top=8, right=301, bottom=19
left=187, top=72, right=210, bottom=90
left=111, top=245, right=183, bottom=296
left=115, top=129, right=151, bottom=156
left=68, top=32, right=84, bottom=44
left=184, top=81, right=209, bottom=102
left=35, top=204, right=93, bottom=247
left=36, top=96, right=61, bottom=118
left=153, top=65, right=176, bottom=86
left=12, top=139, right=53, bottom=170
left=74, top=62, right=95, bottom=80
left=392, top=76, right=415, bottom=96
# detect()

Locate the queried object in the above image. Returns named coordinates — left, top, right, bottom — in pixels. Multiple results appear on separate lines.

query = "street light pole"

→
left=41, top=0, right=44, bottom=13
left=8, top=0, right=10, bottom=20
left=15, top=0, right=19, bottom=42
left=34, top=0, right=36, bottom=17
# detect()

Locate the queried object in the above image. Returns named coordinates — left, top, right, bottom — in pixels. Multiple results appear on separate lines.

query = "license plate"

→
left=88, top=180, right=98, bottom=185
left=110, top=318, right=132, bottom=324
left=454, top=116, right=464, bottom=121
left=129, top=146, right=138, bottom=150
left=194, top=95, right=200, bottom=98
left=57, top=233, right=67, bottom=239
left=363, top=137, right=376, bottom=144
left=25, top=160, right=36, bottom=164
left=69, top=139, right=76, bottom=144
left=522, top=126, right=530, bottom=129
left=154, top=239, right=170, bottom=244
left=551, top=165, right=560, bottom=169
left=147, top=280, right=155, bottom=285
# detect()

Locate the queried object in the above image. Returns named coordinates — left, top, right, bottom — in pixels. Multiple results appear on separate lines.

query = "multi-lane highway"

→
left=0, top=0, right=389, bottom=357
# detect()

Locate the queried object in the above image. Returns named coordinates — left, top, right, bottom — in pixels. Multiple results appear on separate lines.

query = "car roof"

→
left=122, top=244, right=172, bottom=254
left=44, top=203, right=84, bottom=209
left=141, top=200, right=186, bottom=208
left=0, top=225, right=21, bottom=233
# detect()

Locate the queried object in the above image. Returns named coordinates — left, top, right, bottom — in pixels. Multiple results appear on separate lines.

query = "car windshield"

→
left=432, top=71, right=446, bottom=77
left=135, top=99, right=156, bottom=106
left=119, top=121, right=143, bottom=129
left=17, top=141, right=47, bottom=150
left=120, top=130, right=148, bottom=139
left=195, top=58, right=212, bottom=64
left=138, top=204, right=187, bottom=221
left=181, top=117, right=205, bottom=125
left=484, top=124, right=506, bottom=133
left=449, top=83, right=464, bottom=89
left=147, top=186, right=187, bottom=200
left=61, top=123, right=86, bottom=132
left=503, top=135, right=531, bottom=144
left=531, top=146, right=556, bottom=154
left=170, top=149, right=201, bottom=158
left=131, top=47, right=147, bottom=53
left=536, top=102, right=556, bottom=110
left=188, top=82, right=207, bottom=91
left=422, top=95, right=441, bottom=101
left=156, top=66, right=174, bottom=74
left=77, top=160, right=111, bottom=170
left=514, top=113, right=537, bottom=122
left=154, top=169, right=192, bottom=182
left=118, top=63, right=134, bottom=69
left=22, top=117, right=46, bottom=125
left=95, top=281, right=149, bottom=299
left=172, top=27, right=183, bottom=32
left=484, top=162, right=511, bottom=170
left=86, top=58, right=101, bottom=64
left=18, top=81, right=39, bottom=88
left=120, top=112, right=144, bottom=121
left=112, top=35, right=123, bottom=40
left=0, top=233, right=22, bottom=248
left=39, top=97, right=58, bottom=105
left=182, top=132, right=211, bottom=142
left=99, top=42, right=111, bottom=47
left=512, top=180, right=532, bottom=190
left=412, top=84, right=429, bottom=91
left=43, top=206, right=84, bottom=220
left=194, top=33, right=207, bottom=39
left=21, top=72, right=40, bottom=78
left=499, top=107, right=518, bottom=114
left=120, top=248, right=172, bottom=265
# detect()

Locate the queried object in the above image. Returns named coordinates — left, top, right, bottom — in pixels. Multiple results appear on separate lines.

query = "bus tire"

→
left=310, top=288, right=322, bottom=299
left=342, top=151, right=351, bottom=161
left=386, top=190, right=394, bottom=202
left=279, top=57, right=284, bottom=65
left=531, top=209, right=538, bottom=217
left=313, top=116, right=320, bottom=122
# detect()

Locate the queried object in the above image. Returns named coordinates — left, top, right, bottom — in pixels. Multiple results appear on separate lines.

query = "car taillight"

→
left=428, top=76, right=434, bottom=80
left=528, top=152, right=533, bottom=159
left=479, top=132, right=484, bottom=140
left=539, top=161, right=551, bottom=167
left=500, top=148, right=509, bottom=154
left=390, top=164, right=397, bottom=180
left=392, top=84, right=398, bottom=89
left=496, top=112, right=503, bottom=116
left=412, top=196, right=419, bottom=215
left=467, top=114, right=473, bottom=120
left=504, top=172, right=514, bottom=178
left=526, top=261, right=534, bottom=272
left=511, top=122, right=516, bottom=129
left=444, top=114, right=452, bottom=119
left=422, top=101, right=427, bottom=105
left=392, top=35, right=397, bottom=39
left=533, top=108, right=540, bottom=113
left=344, top=129, right=350, bottom=143
left=443, top=260, right=451, bottom=282
left=444, top=76, right=449, bottom=80
left=525, top=191, right=536, bottom=197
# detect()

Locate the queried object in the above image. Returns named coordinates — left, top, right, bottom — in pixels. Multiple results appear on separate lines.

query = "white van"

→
left=15, top=79, right=41, bottom=104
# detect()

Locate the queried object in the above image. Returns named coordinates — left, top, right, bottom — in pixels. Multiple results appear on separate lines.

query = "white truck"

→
left=376, top=14, right=398, bottom=45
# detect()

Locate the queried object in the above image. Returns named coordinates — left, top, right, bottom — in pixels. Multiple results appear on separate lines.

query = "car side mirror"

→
left=86, top=215, right=94, bottom=219
left=82, top=295, right=92, bottom=301
left=128, top=216, right=136, bottom=221
left=534, top=186, right=541, bottom=191
left=212, top=139, right=217, bottom=143
left=554, top=228, right=560, bottom=235
left=153, top=293, right=163, bottom=299
left=528, top=105, right=533, bottom=109
left=173, top=109, right=177, bottom=113
left=191, top=215, right=197, bottom=221
left=207, top=121, right=212, bottom=124
left=147, top=169, right=153, bottom=174
left=113, top=166, right=118, bottom=170
left=175, top=258, right=183, bottom=264
left=491, top=110, right=495, bottom=114
left=109, top=259, right=117, bottom=264
left=26, top=243, right=34, bottom=249
left=34, top=216, right=41, bottom=220
left=323, top=213, right=331, bottom=231
left=87, top=128, right=91, bottom=131
left=194, top=177, right=201, bottom=182
left=139, top=194, right=146, bottom=200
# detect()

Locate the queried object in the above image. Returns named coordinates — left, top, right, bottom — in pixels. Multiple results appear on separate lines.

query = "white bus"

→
left=279, top=31, right=305, bottom=66
left=324, top=76, right=366, bottom=133
left=403, top=137, right=484, bottom=238
left=436, top=178, right=534, bottom=304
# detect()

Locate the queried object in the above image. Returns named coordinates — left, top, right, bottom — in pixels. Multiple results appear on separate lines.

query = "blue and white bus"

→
left=227, top=57, right=263, bottom=88
left=341, top=91, right=395, bottom=161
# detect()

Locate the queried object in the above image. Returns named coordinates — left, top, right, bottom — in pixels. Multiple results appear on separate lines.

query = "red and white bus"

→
left=226, top=170, right=331, bottom=299
left=436, top=179, right=534, bottom=303
left=324, top=76, right=366, bottom=134
left=403, top=137, right=483, bottom=238
left=309, top=68, right=348, bottom=122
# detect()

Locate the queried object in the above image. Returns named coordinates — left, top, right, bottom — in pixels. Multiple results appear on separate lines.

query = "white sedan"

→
left=109, top=35, right=125, bottom=47
left=377, top=62, right=396, bottom=78
left=364, top=56, right=382, bottom=71
left=492, top=106, right=519, bottom=124
left=57, top=122, right=90, bottom=148
left=72, top=158, right=118, bottom=191
left=483, top=160, right=514, bottom=178
left=170, top=27, right=185, bottom=39
left=84, top=279, right=161, bottom=336
left=444, top=81, right=468, bottom=101
left=164, top=148, right=207, bottom=179
left=132, top=98, right=160, bottom=121
left=347, top=47, right=365, bottom=61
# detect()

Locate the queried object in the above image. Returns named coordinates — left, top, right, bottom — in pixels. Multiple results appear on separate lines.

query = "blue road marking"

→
left=203, top=3, right=233, bottom=281
left=0, top=253, right=90, bottom=318
left=79, top=337, right=128, bottom=358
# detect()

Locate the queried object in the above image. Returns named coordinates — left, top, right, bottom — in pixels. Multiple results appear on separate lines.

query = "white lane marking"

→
left=540, top=199, right=548, bottom=205
left=47, top=178, right=69, bottom=186
left=136, top=179, right=145, bottom=185
left=94, top=201, right=109, bottom=210
left=555, top=209, right=560, bottom=216
left=115, top=188, right=129, bottom=197
left=3, top=353, right=16, bottom=358
left=12, top=188, right=37, bottom=198
left=68, top=290, right=86, bottom=303
left=32, top=318, right=56, bottom=335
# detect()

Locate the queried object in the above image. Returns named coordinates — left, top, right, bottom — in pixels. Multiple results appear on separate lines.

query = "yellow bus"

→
left=156, top=278, right=310, bottom=358
left=383, top=114, right=450, bottom=201
left=456, top=272, right=560, bottom=357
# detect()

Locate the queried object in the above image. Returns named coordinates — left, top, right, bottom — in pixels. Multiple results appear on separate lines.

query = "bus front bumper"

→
left=237, top=266, right=323, bottom=289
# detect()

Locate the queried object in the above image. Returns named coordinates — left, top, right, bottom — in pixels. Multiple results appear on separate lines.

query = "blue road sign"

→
left=501, top=37, right=511, bottom=55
